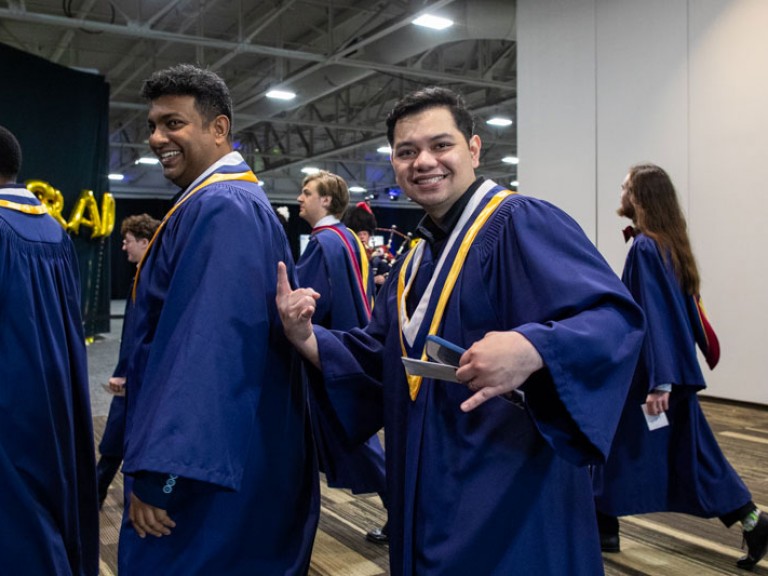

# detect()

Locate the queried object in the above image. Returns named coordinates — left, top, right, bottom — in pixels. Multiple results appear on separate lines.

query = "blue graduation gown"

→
left=593, top=233, right=750, bottom=518
left=119, top=161, right=319, bottom=575
left=297, top=223, right=386, bottom=495
left=0, top=186, right=98, bottom=576
left=313, top=183, right=645, bottom=575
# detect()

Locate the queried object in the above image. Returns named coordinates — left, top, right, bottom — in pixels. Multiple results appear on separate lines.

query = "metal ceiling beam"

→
left=0, top=3, right=511, bottom=91
left=110, top=100, right=385, bottom=133
left=0, top=7, right=328, bottom=62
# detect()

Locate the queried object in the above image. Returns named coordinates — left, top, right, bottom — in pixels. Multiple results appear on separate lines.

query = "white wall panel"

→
left=519, top=0, right=768, bottom=404
left=595, top=0, right=688, bottom=274
left=688, top=0, right=768, bottom=403
left=518, top=0, right=597, bottom=240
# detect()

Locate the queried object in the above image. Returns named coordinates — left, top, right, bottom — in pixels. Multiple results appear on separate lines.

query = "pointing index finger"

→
left=276, top=261, right=291, bottom=297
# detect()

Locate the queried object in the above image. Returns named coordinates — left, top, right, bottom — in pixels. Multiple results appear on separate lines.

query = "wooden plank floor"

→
left=95, top=398, right=768, bottom=575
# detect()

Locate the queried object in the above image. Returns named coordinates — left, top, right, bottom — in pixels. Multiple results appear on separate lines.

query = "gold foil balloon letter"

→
left=26, top=180, right=117, bottom=238
left=25, top=180, right=67, bottom=228
left=67, top=189, right=101, bottom=236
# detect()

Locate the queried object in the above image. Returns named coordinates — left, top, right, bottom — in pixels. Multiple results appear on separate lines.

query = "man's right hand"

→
left=276, top=262, right=321, bottom=367
left=129, top=492, right=176, bottom=538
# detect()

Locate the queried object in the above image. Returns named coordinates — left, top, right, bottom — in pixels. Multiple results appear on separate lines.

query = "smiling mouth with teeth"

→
left=417, top=175, right=447, bottom=185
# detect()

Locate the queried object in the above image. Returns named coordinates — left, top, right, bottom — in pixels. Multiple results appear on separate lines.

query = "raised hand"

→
left=276, top=261, right=321, bottom=366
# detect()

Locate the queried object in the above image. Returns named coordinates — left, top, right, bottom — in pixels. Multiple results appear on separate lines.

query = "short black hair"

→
left=385, top=86, right=474, bottom=146
left=140, top=64, right=233, bottom=138
left=0, top=125, right=22, bottom=180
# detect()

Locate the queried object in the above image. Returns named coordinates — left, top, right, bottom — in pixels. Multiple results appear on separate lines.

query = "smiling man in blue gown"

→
left=118, top=65, right=318, bottom=575
left=276, top=87, right=646, bottom=576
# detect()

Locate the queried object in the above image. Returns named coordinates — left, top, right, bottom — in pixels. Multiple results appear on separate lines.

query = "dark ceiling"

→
left=0, top=0, right=517, bottom=206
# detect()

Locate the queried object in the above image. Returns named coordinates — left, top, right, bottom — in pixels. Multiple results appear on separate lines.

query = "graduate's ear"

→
left=212, top=115, right=230, bottom=143
left=469, top=134, right=481, bottom=169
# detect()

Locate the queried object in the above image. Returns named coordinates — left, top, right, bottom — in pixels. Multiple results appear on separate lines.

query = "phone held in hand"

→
left=423, top=334, right=525, bottom=409
left=425, top=335, right=465, bottom=367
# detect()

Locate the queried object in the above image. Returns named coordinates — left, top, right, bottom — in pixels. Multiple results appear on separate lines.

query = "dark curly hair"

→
left=121, top=213, right=161, bottom=241
left=140, top=64, right=233, bottom=140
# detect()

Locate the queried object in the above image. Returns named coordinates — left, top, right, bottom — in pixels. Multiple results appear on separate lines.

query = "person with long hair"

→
left=593, top=163, right=768, bottom=570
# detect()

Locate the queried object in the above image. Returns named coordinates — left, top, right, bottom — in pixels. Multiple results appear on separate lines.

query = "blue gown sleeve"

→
left=480, top=197, right=646, bottom=465
left=311, top=269, right=398, bottom=444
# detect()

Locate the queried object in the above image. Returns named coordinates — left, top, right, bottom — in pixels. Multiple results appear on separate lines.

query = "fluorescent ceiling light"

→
left=135, top=157, right=159, bottom=165
left=266, top=89, right=296, bottom=101
left=349, top=186, right=367, bottom=193
left=377, top=145, right=392, bottom=154
left=510, top=180, right=519, bottom=187
left=413, top=14, right=454, bottom=30
left=108, top=173, right=125, bottom=181
left=301, top=166, right=320, bottom=175
left=487, top=117, right=513, bottom=127
left=502, top=156, right=519, bottom=165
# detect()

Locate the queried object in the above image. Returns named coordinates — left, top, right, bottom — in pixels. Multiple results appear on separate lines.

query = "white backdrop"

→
left=518, top=0, right=768, bottom=404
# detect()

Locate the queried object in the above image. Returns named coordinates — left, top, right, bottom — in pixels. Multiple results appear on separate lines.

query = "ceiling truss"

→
left=0, top=0, right=518, bottom=205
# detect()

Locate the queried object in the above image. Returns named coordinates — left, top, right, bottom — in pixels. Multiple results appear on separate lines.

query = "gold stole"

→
left=0, top=198, right=48, bottom=215
left=398, top=189, right=515, bottom=400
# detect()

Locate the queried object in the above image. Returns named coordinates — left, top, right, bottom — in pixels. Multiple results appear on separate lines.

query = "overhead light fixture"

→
left=377, top=145, right=392, bottom=154
left=266, top=89, right=296, bottom=101
left=510, top=180, right=519, bottom=188
left=487, top=117, right=513, bottom=127
left=108, top=173, right=125, bottom=181
left=502, top=156, right=519, bottom=165
left=413, top=14, right=454, bottom=30
left=135, top=156, right=159, bottom=165
left=349, top=186, right=367, bottom=193
left=301, top=166, right=320, bottom=175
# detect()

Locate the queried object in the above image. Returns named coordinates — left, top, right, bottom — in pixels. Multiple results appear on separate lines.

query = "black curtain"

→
left=0, top=42, right=111, bottom=337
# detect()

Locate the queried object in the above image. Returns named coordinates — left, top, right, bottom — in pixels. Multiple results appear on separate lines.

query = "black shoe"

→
left=600, top=532, right=620, bottom=553
left=738, top=512, right=768, bottom=570
left=366, top=526, right=389, bottom=545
